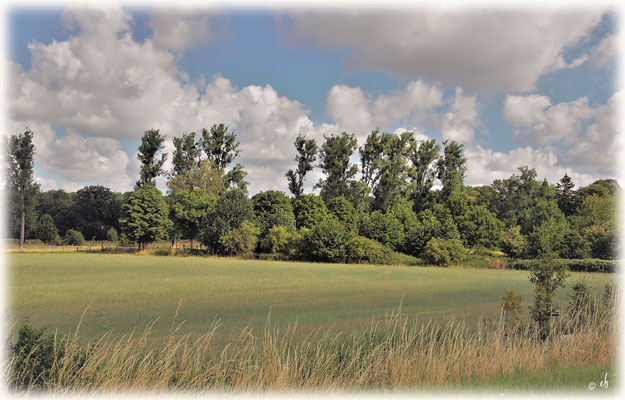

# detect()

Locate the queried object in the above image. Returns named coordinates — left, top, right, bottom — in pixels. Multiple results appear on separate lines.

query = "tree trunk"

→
left=20, top=189, right=25, bottom=250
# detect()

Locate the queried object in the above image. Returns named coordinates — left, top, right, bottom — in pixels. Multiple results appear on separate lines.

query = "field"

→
left=7, top=252, right=615, bottom=343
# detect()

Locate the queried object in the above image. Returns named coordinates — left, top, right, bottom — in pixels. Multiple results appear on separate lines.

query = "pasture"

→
left=6, top=252, right=615, bottom=343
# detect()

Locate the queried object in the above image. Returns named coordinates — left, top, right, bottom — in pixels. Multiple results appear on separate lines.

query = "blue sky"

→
left=4, top=3, right=621, bottom=194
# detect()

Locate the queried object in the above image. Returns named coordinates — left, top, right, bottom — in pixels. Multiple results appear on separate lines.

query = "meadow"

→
left=7, top=252, right=615, bottom=342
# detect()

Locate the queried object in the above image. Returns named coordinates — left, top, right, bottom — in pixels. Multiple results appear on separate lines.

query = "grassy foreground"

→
left=7, top=253, right=615, bottom=342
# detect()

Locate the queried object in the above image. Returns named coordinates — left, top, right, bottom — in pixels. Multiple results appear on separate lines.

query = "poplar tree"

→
left=136, top=129, right=167, bottom=188
left=286, top=134, right=318, bottom=198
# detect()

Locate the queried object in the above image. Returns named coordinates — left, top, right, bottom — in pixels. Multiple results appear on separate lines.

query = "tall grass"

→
left=5, top=301, right=615, bottom=393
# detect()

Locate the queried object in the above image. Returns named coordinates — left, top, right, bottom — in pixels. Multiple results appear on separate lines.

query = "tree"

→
left=315, top=132, right=359, bottom=202
left=293, top=193, right=328, bottom=229
left=171, top=132, right=201, bottom=176
left=409, top=139, right=440, bottom=212
left=5, top=129, right=37, bottom=249
left=556, top=174, right=576, bottom=217
left=166, top=159, right=225, bottom=196
left=252, top=190, right=296, bottom=237
left=326, top=196, right=358, bottom=232
left=200, top=188, right=255, bottom=254
left=529, top=257, right=568, bottom=339
left=36, top=189, right=74, bottom=236
left=200, top=124, right=240, bottom=172
left=136, top=129, right=167, bottom=188
left=500, top=226, right=527, bottom=258
left=304, top=217, right=354, bottom=262
left=36, top=214, right=58, bottom=244
left=170, top=189, right=216, bottom=249
left=453, top=204, right=503, bottom=249
left=371, top=131, right=415, bottom=212
left=286, top=134, right=318, bottom=198
left=120, top=185, right=172, bottom=249
left=219, top=221, right=260, bottom=256
left=359, top=128, right=385, bottom=189
left=72, top=185, right=120, bottom=240
left=436, top=140, right=466, bottom=202
left=359, top=211, right=404, bottom=251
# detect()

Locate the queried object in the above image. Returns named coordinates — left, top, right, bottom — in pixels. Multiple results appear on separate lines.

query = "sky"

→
left=2, top=1, right=623, bottom=196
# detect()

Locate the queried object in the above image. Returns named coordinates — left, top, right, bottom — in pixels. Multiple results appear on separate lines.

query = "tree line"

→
left=4, top=125, right=619, bottom=263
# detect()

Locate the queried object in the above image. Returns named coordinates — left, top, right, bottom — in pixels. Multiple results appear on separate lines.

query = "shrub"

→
left=284, top=227, right=310, bottom=260
left=501, top=290, right=523, bottom=330
left=567, top=281, right=594, bottom=321
left=259, top=226, right=291, bottom=255
left=293, top=194, right=328, bottom=229
left=10, top=323, right=61, bottom=390
left=36, top=214, right=58, bottom=244
left=304, top=217, right=354, bottom=262
left=344, top=236, right=394, bottom=264
left=359, top=211, right=404, bottom=250
left=509, top=259, right=618, bottom=273
left=528, top=257, right=568, bottom=339
left=106, top=227, right=119, bottom=242
left=252, top=190, right=295, bottom=237
left=201, top=189, right=254, bottom=254
left=219, top=221, right=260, bottom=256
left=326, top=197, right=358, bottom=232
left=422, top=238, right=467, bottom=267
left=154, top=247, right=172, bottom=256
left=500, top=226, right=527, bottom=258
left=63, top=229, right=85, bottom=245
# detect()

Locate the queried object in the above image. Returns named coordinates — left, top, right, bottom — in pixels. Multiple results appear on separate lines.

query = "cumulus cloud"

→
left=589, top=32, right=619, bottom=69
left=148, top=7, right=226, bottom=52
left=325, top=80, right=443, bottom=139
left=465, top=145, right=597, bottom=187
left=439, top=88, right=480, bottom=143
left=287, top=9, right=604, bottom=92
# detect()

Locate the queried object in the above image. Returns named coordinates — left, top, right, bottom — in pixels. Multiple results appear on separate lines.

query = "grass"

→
left=7, top=253, right=616, bottom=344
left=5, top=304, right=616, bottom=393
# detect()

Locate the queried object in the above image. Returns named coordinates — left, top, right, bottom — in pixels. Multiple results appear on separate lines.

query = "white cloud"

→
left=439, top=87, right=480, bottom=143
left=148, top=7, right=225, bottom=52
left=503, top=94, right=595, bottom=145
left=287, top=9, right=604, bottom=92
left=465, top=144, right=597, bottom=187
left=589, top=32, right=619, bottom=69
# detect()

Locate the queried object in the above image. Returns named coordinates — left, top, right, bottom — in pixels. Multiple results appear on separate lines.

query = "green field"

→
left=7, top=253, right=616, bottom=343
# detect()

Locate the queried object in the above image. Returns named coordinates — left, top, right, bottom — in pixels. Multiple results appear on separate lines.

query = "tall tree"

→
left=436, top=140, right=466, bottom=202
left=409, top=139, right=440, bottom=212
left=171, top=132, right=201, bottom=177
left=200, top=124, right=247, bottom=190
left=166, top=159, right=225, bottom=196
left=120, top=185, right=171, bottom=249
left=286, top=134, right=318, bottom=198
left=5, top=129, right=37, bottom=249
left=371, top=131, right=415, bottom=212
left=72, top=185, right=120, bottom=240
left=200, top=124, right=240, bottom=172
left=136, top=129, right=167, bottom=188
left=555, top=173, right=576, bottom=217
left=315, top=132, right=359, bottom=202
left=359, top=128, right=385, bottom=190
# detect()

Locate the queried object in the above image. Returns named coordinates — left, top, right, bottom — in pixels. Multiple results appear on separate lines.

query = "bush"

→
left=500, top=225, right=527, bottom=258
left=154, top=247, right=172, bottom=256
left=106, top=227, right=119, bottom=242
left=422, top=238, right=467, bottom=267
left=359, top=211, right=404, bottom=250
left=36, top=214, right=58, bottom=244
left=344, top=236, right=394, bottom=264
left=259, top=226, right=291, bottom=255
left=201, top=189, right=254, bottom=254
left=293, top=194, right=328, bottom=229
left=326, top=197, right=358, bottom=232
left=63, top=229, right=85, bottom=245
left=567, top=281, right=594, bottom=321
left=501, top=290, right=523, bottom=330
left=219, top=221, right=260, bottom=256
left=510, top=259, right=618, bottom=273
left=10, top=323, right=61, bottom=390
left=304, top=217, right=354, bottom=262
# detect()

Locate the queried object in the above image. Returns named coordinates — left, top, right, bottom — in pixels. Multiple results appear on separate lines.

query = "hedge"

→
left=509, top=259, right=619, bottom=273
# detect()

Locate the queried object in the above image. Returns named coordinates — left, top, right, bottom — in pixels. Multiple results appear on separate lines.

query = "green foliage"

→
left=200, top=123, right=240, bottom=172
left=166, top=159, right=225, bottom=197
left=286, top=134, right=317, bottom=198
left=404, top=208, right=458, bottom=257
left=344, top=236, right=395, bottom=264
left=73, top=185, right=120, bottom=240
left=63, top=229, right=85, bottom=245
left=528, top=257, right=568, bottom=338
left=326, top=196, right=358, bottom=232
left=36, top=214, right=58, bottom=244
left=359, top=211, right=404, bottom=250
left=316, top=132, right=359, bottom=201
left=293, top=193, right=328, bottom=229
left=136, top=129, right=167, bottom=189
left=170, top=190, right=216, bottom=245
left=252, top=190, right=295, bottom=237
left=510, top=259, right=618, bottom=273
left=437, top=140, right=466, bottom=201
left=454, top=204, right=503, bottom=249
left=171, top=132, right=201, bottom=176
left=106, top=227, right=118, bottom=242
left=259, top=226, right=292, bottom=255
left=9, top=323, right=60, bottom=390
left=500, top=226, right=527, bottom=258
left=219, top=221, right=260, bottom=256
left=556, top=231, right=591, bottom=259
left=201, top=188, right=254, bottom=254
left=409, top=139, right=440, bottom=212
left=422, top=238, right=467, bottom=267
left=120, top=185, right=172, bottom=249
left=570, top=194, right=617, bottom=259
left=556, top=174, right=576, bottom=216
left=527, top=217, right=570, bottom=258
left=304, top=217, right=354, bottom=262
